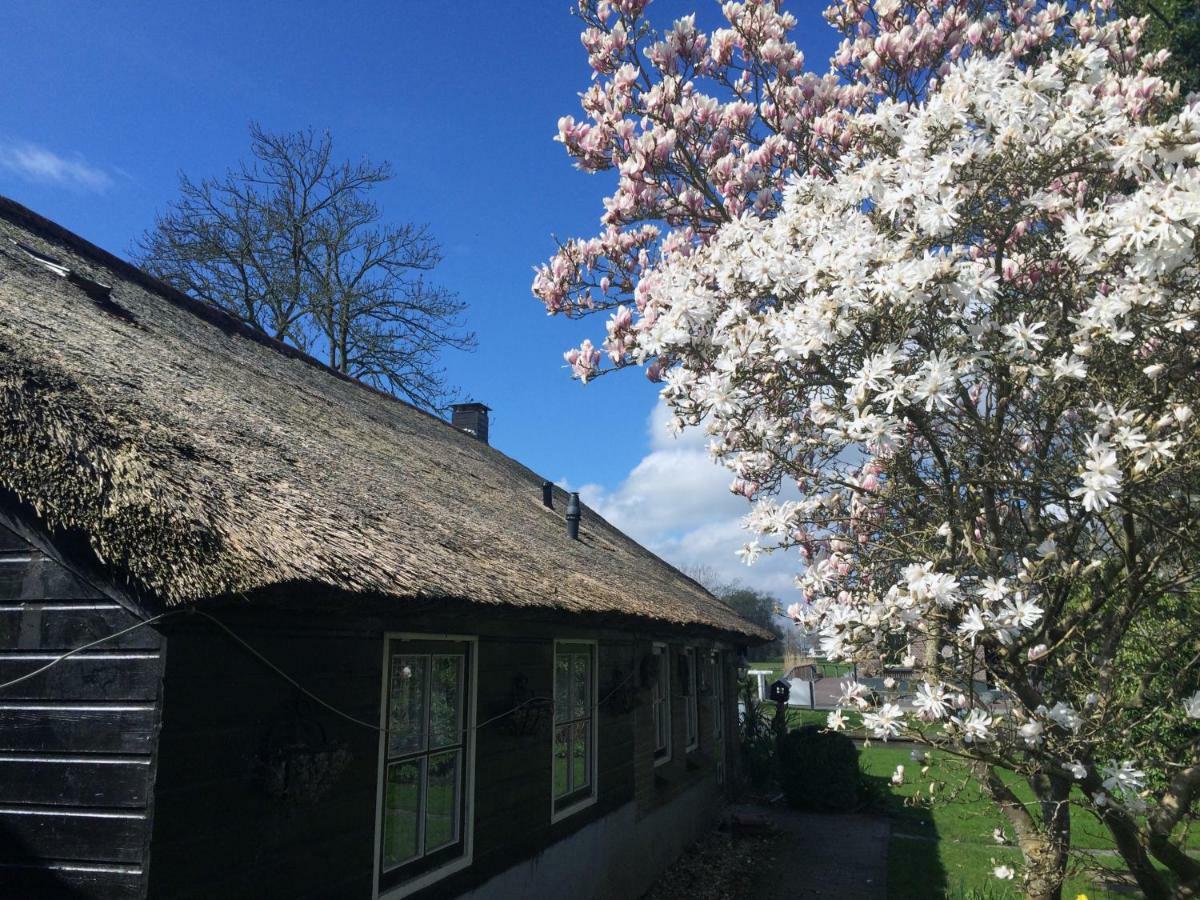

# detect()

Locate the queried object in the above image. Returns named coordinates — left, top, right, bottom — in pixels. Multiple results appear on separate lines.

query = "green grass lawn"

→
left=858, top=745, right=1190, bottom=899
left=750, top=670, right=1197, bottom=896
left=792, top=707, right=862, bottom=730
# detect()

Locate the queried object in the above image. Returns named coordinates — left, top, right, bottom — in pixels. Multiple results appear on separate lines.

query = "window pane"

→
left=425, top=750, right=460, bottom=852
left=553, top=723, right=571, bottom=798
left=653, top=649, right=667, bottom=702
left=383, top=760, right=422, bottom=869
left=714, top=655, right=724, bottom=738
left=429, top=655, right=463, bottom=749
left=572, top=653, right=589, bottom=719
left=654, top=699, right=665, bottom=751
left=554, top=653, right=570, bottom=724
left=572, top=721, right=590, bottom=790
left=388, top=655, right=427, bottom=757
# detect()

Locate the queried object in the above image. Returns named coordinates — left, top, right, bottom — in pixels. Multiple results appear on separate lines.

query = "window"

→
left=712, top=651, right=725, bottom=741
left=651, top=643, right=671, bottom=764
left=683, top=647, right=699, bottom=752
left=552, top=641, right=597, bottom=820
left=712, top=651, right=726, bottom=785
left=375, top=636, right=475, bottom=898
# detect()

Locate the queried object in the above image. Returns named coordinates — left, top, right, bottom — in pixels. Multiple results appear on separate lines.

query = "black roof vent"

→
left=450, top=402, right=490, bottom=444
left=566, top=492, right=581, bottom=540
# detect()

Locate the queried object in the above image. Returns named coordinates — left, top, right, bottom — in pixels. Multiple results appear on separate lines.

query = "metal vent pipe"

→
left=566, top=492, right=581, bottom=540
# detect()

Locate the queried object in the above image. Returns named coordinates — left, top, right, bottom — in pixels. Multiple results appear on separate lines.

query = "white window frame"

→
left=713, top=650, right=726, bottom=785
left=712, top=650, right=726, bottom=742
left=373, top=633, right=478, bottom=900
left=651, top=643, right=671, bottom=766
left=684, top=647, right=699, bottom=752
left=550, top=639, right=598, bottom=823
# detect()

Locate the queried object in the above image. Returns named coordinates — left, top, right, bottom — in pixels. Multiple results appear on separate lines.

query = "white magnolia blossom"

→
left=1046, top=702, right=1084, bottom=734
left=1071, top=436, right=1123, bottom=512
left=1019, top=721, right=1044, bottom=748
left=863, top=702, right=905, bottom=740
left=913, top=682, right=951, bottom=722
left=596, top=5, right=1200, bottom=872
left=639, top=37, right=1196, bottom=712
left=1102, top=760, right=1147, bottom=797
left=838, top=679, right=870, bottom=709
left=1184, top=691, right=1200, bottom=719
left=962, top=709, right=994, bottom=743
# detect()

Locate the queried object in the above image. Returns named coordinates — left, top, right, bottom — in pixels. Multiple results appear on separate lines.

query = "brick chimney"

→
left=450, top=402, right=490, bottom=444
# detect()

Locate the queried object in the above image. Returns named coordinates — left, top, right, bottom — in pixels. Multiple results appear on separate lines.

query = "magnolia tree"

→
left=537, top=2, right=1200, bottom=898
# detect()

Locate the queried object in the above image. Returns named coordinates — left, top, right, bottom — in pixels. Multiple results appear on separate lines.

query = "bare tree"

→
left=680, top=563, right=732, bottom=595
left=135, top=124, right=474, bottom=410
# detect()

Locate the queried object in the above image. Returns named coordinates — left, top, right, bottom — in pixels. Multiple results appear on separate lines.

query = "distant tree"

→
left=135, top=124, right=474, bottom=411
left=718, top=586, right=778, bottom=633
left=681, top=564, right=783, bottom=657
left=719, top=587, right=783, bottom=660
left=681, top=562, right=731, bottom=595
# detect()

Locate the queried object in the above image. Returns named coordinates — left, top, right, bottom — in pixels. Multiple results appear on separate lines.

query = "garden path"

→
left=737, top=805, right=890, bottom=899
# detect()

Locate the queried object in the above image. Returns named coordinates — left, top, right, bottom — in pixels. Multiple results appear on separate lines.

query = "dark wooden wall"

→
left=630, top=641, right=732, bottom=821
left=144, top=606, right=738, bottom=899
left=147, top=611, right=381, bottom=899
left=0, top=520, right=164, bottom=899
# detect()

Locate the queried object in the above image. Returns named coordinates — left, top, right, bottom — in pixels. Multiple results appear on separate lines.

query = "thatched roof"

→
left=0, top=197, right=769, bottom=641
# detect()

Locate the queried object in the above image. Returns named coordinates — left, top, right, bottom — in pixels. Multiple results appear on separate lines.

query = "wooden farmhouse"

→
left=0, top=197, right=770, bottom=899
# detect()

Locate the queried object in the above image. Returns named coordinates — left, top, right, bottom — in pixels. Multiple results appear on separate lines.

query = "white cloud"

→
left=573, top=399, right=803, bottom=600
left=0, top=140, right=114, bottom=192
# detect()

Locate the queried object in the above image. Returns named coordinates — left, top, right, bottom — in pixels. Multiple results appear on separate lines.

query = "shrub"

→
left=778, top=725, right=860, bottom=812
left=738, top=678, right=776, bottom=790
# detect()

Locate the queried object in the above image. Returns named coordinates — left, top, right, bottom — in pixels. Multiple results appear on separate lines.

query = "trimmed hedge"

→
left=778, top=725, right=860, bottom=812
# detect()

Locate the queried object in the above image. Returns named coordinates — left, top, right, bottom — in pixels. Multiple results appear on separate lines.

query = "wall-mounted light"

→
left=736, top=647, right=749, bottom=680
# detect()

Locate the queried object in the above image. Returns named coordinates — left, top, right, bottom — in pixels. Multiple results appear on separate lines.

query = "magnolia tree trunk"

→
left=984, top=767, right=1068, bottom=900
left=1101, top=803, right=1174, bottom=900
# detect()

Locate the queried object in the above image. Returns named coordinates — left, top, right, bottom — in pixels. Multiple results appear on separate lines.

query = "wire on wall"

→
left=0, top=606, right=643, bottom=743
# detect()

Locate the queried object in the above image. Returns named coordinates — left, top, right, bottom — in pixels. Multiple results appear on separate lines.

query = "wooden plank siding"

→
left=0, top=521, right=165, bottom=899
left=147, top=613, right=382, bottom=899
left=631, top=641, right=728, bottom=820
left=144, top=606, right=739, bottom=899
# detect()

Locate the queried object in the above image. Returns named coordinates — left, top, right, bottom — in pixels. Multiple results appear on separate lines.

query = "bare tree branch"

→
left=134, top=124, right=475, bottom=411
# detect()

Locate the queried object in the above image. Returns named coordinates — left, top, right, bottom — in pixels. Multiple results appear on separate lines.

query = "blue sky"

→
left=0, top=0, right=839, bottom=595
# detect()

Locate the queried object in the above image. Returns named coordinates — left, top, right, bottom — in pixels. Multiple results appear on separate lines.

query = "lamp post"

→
left=769, top=678, right=791, bottom=738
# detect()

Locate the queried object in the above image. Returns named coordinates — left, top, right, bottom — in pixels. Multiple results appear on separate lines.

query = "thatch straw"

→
left=0, top=197, right=770, bottom=640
